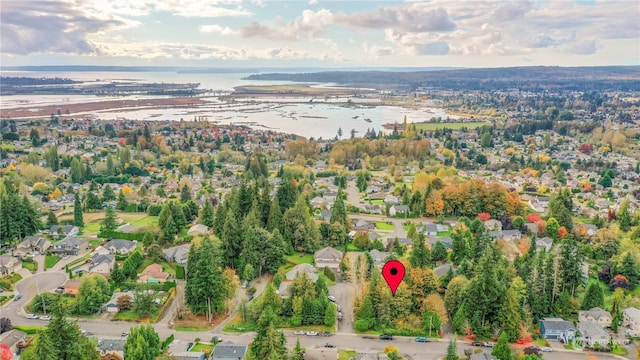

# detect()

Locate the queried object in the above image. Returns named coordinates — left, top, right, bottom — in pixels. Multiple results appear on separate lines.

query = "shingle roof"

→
left=211, top=343, right=248, bottom=359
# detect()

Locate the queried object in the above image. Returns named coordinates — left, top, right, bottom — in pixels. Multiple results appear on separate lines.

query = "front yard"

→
left=44, top=254, right=60, bottom=270
left=374, top=221, right=394, bottom=231
left=285, top=253, right=314, bottom=265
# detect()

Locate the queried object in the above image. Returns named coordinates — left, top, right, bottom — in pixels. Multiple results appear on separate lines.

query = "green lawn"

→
left=113, top=308, right=160, bottom=321
left=136, top=259, right=176, bottom=276
left=130, top=215, right=158, bottom=227
left=44, top=255, right=60, bottom=270
left=612, top=345, right=628, bottom=355
left=191, top=343, right=214, bottom=352
left=0, top=295, right=14, bottom=306
left=84, top=223, right=101, bottom=233
left=414, top=121, right=486, bottom=131
left=13, top=325, right=45, bottom=334
left=89, top=240, right=101, bottom=247
left=23, top=261, right=37, bottom=272
left=174, top=325, right=213, bottom=332
left=286, top=253, right=314, bottom=265
left=368, top=199, right=384, bottom=205
left=375, top=222, right=394, bottom=231
left=339, top=350, right=357, bottom=360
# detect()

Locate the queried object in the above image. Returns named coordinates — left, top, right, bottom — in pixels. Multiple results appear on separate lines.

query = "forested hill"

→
left=243, top=66, right=640, bottom=92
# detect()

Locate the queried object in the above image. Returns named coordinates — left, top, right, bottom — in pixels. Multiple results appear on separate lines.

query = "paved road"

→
left=1, top=272, right=66, bottom=320
left=345, top=180, right=363, bottom=208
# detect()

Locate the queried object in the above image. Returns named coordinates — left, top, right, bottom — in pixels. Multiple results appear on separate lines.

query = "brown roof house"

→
left=314, top=247, right=343, bottom=273
left=138, top=264, right=170, bottom=284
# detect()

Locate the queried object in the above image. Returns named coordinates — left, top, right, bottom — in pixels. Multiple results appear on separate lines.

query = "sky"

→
left=1, top=0, right=639, bottom=68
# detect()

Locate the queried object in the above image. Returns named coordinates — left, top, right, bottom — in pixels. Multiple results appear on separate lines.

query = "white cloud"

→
left=309, top=0, right=319, bottom=5
left=335, top=4, right=456, bottom=33
left=564, top=39, right=597, bottom=55
left=90, top=0, right=251, bottom=18
left=200, top=25, right=235, bottom=35
left=240, top=9, right=333, bottom=40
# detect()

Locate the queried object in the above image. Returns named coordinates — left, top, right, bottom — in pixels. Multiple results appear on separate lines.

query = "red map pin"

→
left=382, top=260, right=405, bottom=296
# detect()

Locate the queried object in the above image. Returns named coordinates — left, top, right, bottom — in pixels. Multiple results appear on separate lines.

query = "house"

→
left=484, top=219, right=502, bottom=231
left=502, top=230, right=523, bottom=241
left=525, top=223, right=538, bottom=234
left=211, top=343, right=248, bottom=360
left=384, top=195, right=399, bottom=205
left=163, top=244, right=190, bottom=266
left=64, top=278, right=81, bottom=296
left=138, top=263, right=170, bottom=284
left=353, top=219, right=375, bottom=231
left=622, top=307, right=640, bottom=337
left=17, top=235, right=51, bottom=255
left=314, top=247, right=343, bottom=272
left=103, top=239, right=137, bottom=255
left=539, top=318, right=576, bottom=342
left=52, top=237, right=89, bottom=255
left=434, top=262, right=454, bottom=278
left=98, top=338, right=125, bottom=357
left=369, top=249, right=389, bottom=268
left=310, top=197, right=328, bottom=209
left=103, top=291, right=135, bottom=313
left=579, top=307, right=612, bottom=327
left=0, top=329, right=27, bottom=355
left=389, top=205, right=410, bottom=217
left=536, top=237, right=553, bottom=252
left=362, top=204, right=382, bottom=215
left=427, top=236, right=452, bottom=249
left=278, top=281, right=293, bottom=297
left=0, top=255, right=22, bottom=275
left=470, top=353, right=498, bottom=360
left=187, top=224, right=210, bottom=237
left=116, top=224, right=141, bottom=233
left=87, top=254, right=115, bottom=277
left=356, top=352, right=389, bottom=360
left=49, top=225, right=79, bottom=239
left=285, top=263, right=318, bottom=282
left=174, top=352, right=206, bottom=360
left=423, top=224, right=438, bottom=236
left=577, top=322, right=610, bottom=348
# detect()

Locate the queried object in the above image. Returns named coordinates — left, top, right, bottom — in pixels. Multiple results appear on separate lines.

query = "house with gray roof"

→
left=17, top=235, right=51, bottom=256
left=211, top=343, right=248, bottom=360
left=369, top=249, right=389, bottom=268
left=49, top=225, right=79, bottom=239
left=174, top=352, right=206, bottom=360
left=577, top=321, right=610, bottom=348
left=87, top=254, right=115, bottom=277
left=470, top=353, right=497, bottom=360
left=163, top=244, right=190, bottom=266
left=103, top=239, right=137, bottom=255
left=540, top=317, right=575, bottom=342
left=536, top=237, right=553, bottom=252
left=52, top=237, right=88, bottom=255
left=579, top=307, right=612, bottom=327
left=286, top=263, right=318, bottom=282
left=622, top=307, right=640, bottom=337
left=98, top=338, right=126, bottom=355
left=389, top=205, right=410, bottom=217
left=314, top=247, right=343, bottom=272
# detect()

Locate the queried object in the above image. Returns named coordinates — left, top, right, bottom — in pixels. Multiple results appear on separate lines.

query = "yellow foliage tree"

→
left=122, top=184, right=132, bottom=194
left=6, top=163, right=16, bottom=171
left=49, top=188, right=63, bottom=199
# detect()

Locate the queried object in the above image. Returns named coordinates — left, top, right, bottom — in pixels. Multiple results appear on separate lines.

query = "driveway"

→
left=345, top=180, right=363, bottom=207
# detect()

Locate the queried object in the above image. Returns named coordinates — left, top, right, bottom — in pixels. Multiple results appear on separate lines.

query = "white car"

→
left=26, top=314, right=38, bottom=319
left=306, top=331, right=318, bottom=336
left=293, top=331, right=305, bottom=335
left=328, top=295, right=336, bottom=302
left=62, top=255, right=70, bottom=260
left=541, top=347, right=553, bottom=352
left=39, top=315, right=51, bottom=321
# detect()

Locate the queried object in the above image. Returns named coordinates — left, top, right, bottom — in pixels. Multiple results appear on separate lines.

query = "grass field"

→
left=286, top=253, right=314, bottom=265
left=44, top=255, right=60, bottom=270
left=60, top=211, right=158, bottom=231
left=191, top=343, right=214, bottom=352
left=375, top=221, right=394, bottom=231
left=339, top=350, right=357, bottom=360
left=174, top=325, right=213, bottom=332
left=413, top=121, right=486, bottom=131
left=22, top=261, right=37, bottom=272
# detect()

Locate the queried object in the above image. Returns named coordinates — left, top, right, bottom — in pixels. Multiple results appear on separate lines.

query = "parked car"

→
left=337, top=305, right=342, bottom=312
left=39, top=315, right=51, bottom=321
left=484, top=342, right=495, bottom=348
left=328, top=295, right=336, bottom=302
left=623, top=340, right=632, bottom=345
left=62, top=255, right=70, bottom=260
left=55, top=286, right=65, bottom=293
left=324, top=343, right=336, bottom=348
left=319, top=332, right=332, bottom=337
left=212, top=336, right=222, bottom=342
left=26, top=314, right=38, bottom=319
left=337, top=312, right=343, bottom=321
left=293, top=331, right=305, bottom=335
left=14, top=295, right=22, bottom=301
left=305, top=331, right=318, bottom=336
left=241, top=281, right=248, bottom=289
left=379, top=334, right=393, bottom=340
left=415, top=337, right=428, bottom=343
left=472, top=342, right=484, bottom=347
left=0, top=288, right=3, bottom=293
left=541, top=347, right=552, bottom=352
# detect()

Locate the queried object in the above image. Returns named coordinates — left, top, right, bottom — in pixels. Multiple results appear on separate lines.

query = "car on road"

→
left=121, top=332, right=128, bottom=337
left=80, top=329, right=87, bottom=335
left=541, top=347, right=552, bottom=352
left=319, top=332, right=332, bottom=337
left=241, top=281, right=248, bottom=289
left=26, top=314, right=38, bottom=319
left=623, top=340, right=632, bottom=345
left=337, top=312, right=343, bottom=321
left=328, top=295, right=336, bottom=302
left=14, top=295, right=22, bottom=301
left=212, top=336, right=223, bottom=342
left=484, top=342, right=495, bottom=347
left=62, top=255, right=70, bottom=260
left=39, top=315, right=51, bottom=320
left=324, top=343, right=336, bottom=348
left=305, top=331, right=318, bottom=336
left=0, top=288, right=3, bottom=293
left=55, top=286, right=65, bottom=293
left=472, top=342, right=484, bottom=347
left=379, top=334, right=393, bottom=340
left=415, top=337, right=428, bottom=343
left=293, top=331, right=305, bottom=335
left=337, top=305, right=342, bottom=312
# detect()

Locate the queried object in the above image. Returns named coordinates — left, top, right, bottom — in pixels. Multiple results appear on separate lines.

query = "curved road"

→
left=3, top=272, right=67, bottom=319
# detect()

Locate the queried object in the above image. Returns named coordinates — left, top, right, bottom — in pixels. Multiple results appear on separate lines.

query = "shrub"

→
left=175, top=265, right=185, bottom=280
left=323, top=267, right=336, bottom=282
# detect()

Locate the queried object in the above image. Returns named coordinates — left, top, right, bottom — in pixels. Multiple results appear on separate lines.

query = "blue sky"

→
left=1, top=0, right=639, bottom=67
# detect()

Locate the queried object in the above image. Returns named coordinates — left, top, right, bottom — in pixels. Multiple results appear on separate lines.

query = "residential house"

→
left=52, top=237, right=89, bottom=255
left=116, top=224, right=141, bottom=233
left=278, top=281, right=293, bottom=297
left=427, top=236, right=452, bottom=249
left=138, top=263, right=170, bottom=284
left=368, top=231, right=382, bottom=241
left=49, top=225, right=79, bottom=239
left=356, top=352, right=389, bottom=360
left=423, top=224, right=438, bottom=236
left=174, top=352, right=206, bottom=360
left=211, top=343, right=248, bottom=360
left=384, top=195, right=399, bottom=205
left=369, top=249, right=389, bottom=268
left=304, top=347, right=338, bottom=360
left=98, top=338, right=125, bottom=358
left=187, top=224, right=210, bottom=237
left=539, top=318, right=576, bottom=342
left=285, top=263, right=318, bottom=282
left=525, top=223, right=539, bottom=234
left=87, top=254, right=115, bottom=277
left=484, top=220, right=502, bottom=231
left=310, top=197, right=328, bottom=209
left=470, top=353, right=498, bottom=360
left=502, top=230, right=523, bottom=241
left=536, top=237, right=553, bottom=252
left=314, top=247, right=343, bottom=272
left=362, top=204, right=382, bottom=215
left=577, top=322, right=610, bottom=348
left=163, top=244, right=190, bottom=266
left=434, top=262, right=454, bottom=278
left=0, top=255, right=22, bottom=275
left=16, top=235, right=51, bottom=256
left=64, top=278, right=81, bottom=296
left=103, top=291, right=135, bottom=313
left=353, top=219, right=375, bottom=231
left=622, top=307, right=640, bottom=337
left=579, top=307, right=612, bottom=327
left=103, top=239, right=137, bottom=255
left=389, top=205, right=410, bottom=217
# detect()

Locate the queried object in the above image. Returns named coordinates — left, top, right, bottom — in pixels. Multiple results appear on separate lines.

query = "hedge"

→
left=99, top=231, right=145, bottom=241
left=175, top=265, right=185, bottom=280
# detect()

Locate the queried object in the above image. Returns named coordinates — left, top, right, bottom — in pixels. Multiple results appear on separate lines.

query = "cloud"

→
left=0, top=0, right=135, bottom=56
left=521, top=33, right=558, bottom=48
left=413, top=42, right=449, bottom=55
left=491, top=1, right=532, bottom=22
left=564, top=39, right=597, bottom=55
left=362, top=42, right=394, bottom=58
left=89, top=0, right=251, bottom=18
left=335, top=4, right=456, bottom=33
left=200, top=24, right=235, bottom=35
left=239, top=9, right=333, bottom=40
left=308, top=0, right=319, bottom=5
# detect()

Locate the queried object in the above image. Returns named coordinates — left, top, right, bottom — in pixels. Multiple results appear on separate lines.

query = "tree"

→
left=124, top=324, right=160, bottom=360
left=73, top=193, right=84, bottom=227
left=46, top=210, right=58, bottom=227
left=581, top=282, right=604, bottom=310
left=266, top=197, right=282, bottom=233
left=117, top=294, right=132, bottom=311
left=180, top=184, right=192, bottom=202
left=102, top=184, right=115, bottom=202
left=76, top=274, right=112, bottom=315
left=493, top=332, right=513, bottom=360
left=290, top=338, right=306, bottom=360
left=499, top=286, right=522, bottom=342
left=0, top=318, right=11, bottom=334
left=133, top=288, right=156, bottom=316
left=117, top=190, right=128, bottom=211
left=110, top=261, right=125, bottom=285
left=409, top=233, right=431, bottom=268
left=200, top=201, right=215, bottom=228
left=446, top=338, right=458, bottom=360
left=330, top=191, right=348, bottom=229
left=546, top=218, right=560, bottom=240
left=44, top=146, right=59, bottom=171
left=70, top=158, right=83, bottom=183
left=85, top=192, right=102, bottom=210
left=100, top=206, right=118, bottom=233
left=432, top=241, right=447, bottom=262
left=185, top=237, right=227, bottom=316
left=618, top=198, right=632, bottom=231
left=324, top=303, right=335, bottom=326
left=249, top=306, right=287, bottom=359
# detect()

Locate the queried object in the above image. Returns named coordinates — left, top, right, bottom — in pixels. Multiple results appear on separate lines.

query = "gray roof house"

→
left=622, top=307, right=640, bottom=337
left=98, top=338, right=126, bottom=354
left=540, top=318, right=576, bottom=342
left=211, top=343, right=248, bottom=360
left=163, top=244, right=190, bottom=266
left=174, top=352, right=206, bottom=360
left=577, top=321, right=610, bottom=348
left=49, top=225, right=79, bottom=238
left=87, top=254, right=115, bottom=276
left=103, top=291, right=135, bottom=313
left=51, top=237, right=88, bottom=255
left=579, top=307, right=612, bottom=327
left=536, top=237, right=553, bottom=252
left=314, top=247, right=343, bottom=272
left=369, top=249, right=389, bottom=268
left=354, top=219, right=375, bottom=231
left=286, top=263, right=318, bottom=282
left=17, top=235, right=51, bottom=255
left=103, top=239, right=137, bottom=255
left=470, top=353, right=498, bottom=360
left=389, top=205, right=410, bottom=217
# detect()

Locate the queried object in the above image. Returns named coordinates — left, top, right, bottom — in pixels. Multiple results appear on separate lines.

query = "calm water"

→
left=0, top=71, right=455, bottom=139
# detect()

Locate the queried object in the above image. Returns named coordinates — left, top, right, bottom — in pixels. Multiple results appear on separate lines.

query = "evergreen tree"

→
left=200, top=201, right=215, bottom=228
left=499, top=286, right=522, bottom=342
left=70, top=157, right=84, bottom=183
left=409, top=233, right=431, bottom=268
left=276, top=177, right=298, bottom=211
left=249, top=306, right=287, bottom=359
left=180, top=184, right=192, bottom=203
left=116, top=190, right=128, bottom=211
left=618, top=198, right=632, bottom=231
left=213, top=202, right=227, bottom=236
left=559, top=239, right=583, bottom=296
left=451, top=224, right=472, bottom=265
left=47, top=210, right=58, bottom=227
left=330, top=190, right=348, bottom=229
left=100, top=206, right=118, bottom=233
left=73, top=193, right=84, bottom=227
left=266, top=197, right=282, bottom=233
left=45, top=146, right=59, bottom=171
left=110, top=261, right=125, bottom=285
left=581, top=282, right=604, bottom=310
left=619, top=252, right=639, bottom=284
left=548, top=190, right=573, bottom=230
left=265, top=229, right=287, bottom=274
left=102, top=185, right=115, bottom=202
left=492, top=332, right=513, bottom=360
left=85, top=192, right=102, bottom=210
left=290, top=338, right=306, bottom=360
left=432, top=241, right=447, bottom=262
left=124, top=324, right=160, bottom=360
left=446, top=338, right=458, bottom=360
left=185, top=237, right=226, bottom=315
left=221, top=209, right=242, bottom=268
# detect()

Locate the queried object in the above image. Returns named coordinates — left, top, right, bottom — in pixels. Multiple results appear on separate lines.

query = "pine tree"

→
left=446, top=338, right=458, bottom=360
left=499, top=286, right=522, bottom=342
left=124, top=324, right=160, bottom=360
left=432, top=241, right=447, bottom=262
left=409, top=232, right=431, bottom=268
left=47, top=210, right=58, bottom=227
left=266, top=197, right=282, bottom=233
left=180, top=184, right=191, bottom=203
left=110, top=261, right=125, bottom=285
left=102, top=184, right=115, bottom=202
left=184, top=237, right=226, bottom=315
left=73, top=193, right=84, bottom=227
left=330, top=190, right=348, bottom=229
left=117, top=190, right=128, bottom=211
left=200, top=201, right=215, bottom=228
left=100, top=206, right=117, bottom=233
left=618, top=198, right=632, bottom=231
left=581, top=282, right=604, bottom=310
left=492, top=332, right=513, bottom=360
left=290, top=338, right=306, bottom=360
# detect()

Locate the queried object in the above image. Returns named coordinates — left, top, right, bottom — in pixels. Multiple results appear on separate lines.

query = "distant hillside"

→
left=243, top=66, right=640, bottom=92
